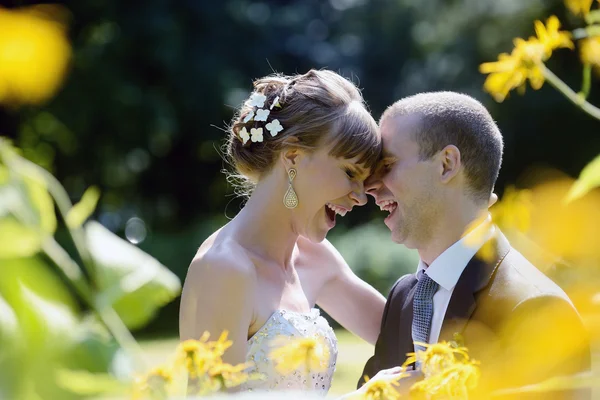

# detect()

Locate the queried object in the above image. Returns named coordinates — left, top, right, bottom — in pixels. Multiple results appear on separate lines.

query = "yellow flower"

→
left=0, top=5, right=71, bottom=106
left=361, top=374, right=404, bottom=400
left=211, top=330, right=234, bottom=357
left=410, top=362, right=480, bottom=399
left=132, top=366, right=173, bottom=400
left=270, top=336, right=331, bottom=375
left=580, top=37, right=600, bottom=69
left=491, top=186, right=533, bottom=234
left=208, top=362, right=262, bottom=389
left=405, top=342, right=481, bottom=399
left=175, top=333, right=223, bottom=378
left=403, top=341, right=470, bottom=379
left=564, top=0, right=594, bottom=16
left=480, top=38, right=546, bottom=102
left=534, top=16, right=574, bottom=57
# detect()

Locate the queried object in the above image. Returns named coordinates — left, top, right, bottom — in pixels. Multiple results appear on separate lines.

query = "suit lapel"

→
left=398, top=276, right=418, bottom=363
left=439, top=230, right=511, bottom=342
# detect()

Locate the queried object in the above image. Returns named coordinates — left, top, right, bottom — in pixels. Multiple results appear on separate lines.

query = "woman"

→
left=179, top=69, right=389, bottom=394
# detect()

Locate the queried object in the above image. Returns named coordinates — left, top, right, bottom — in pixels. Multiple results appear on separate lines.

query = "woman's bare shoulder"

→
left=186, top=230, right=257, bottom=290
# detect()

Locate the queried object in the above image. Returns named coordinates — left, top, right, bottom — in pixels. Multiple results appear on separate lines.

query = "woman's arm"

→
left=179, top=247, right=257, bottom=369
left=316, top=240, right=386, bottom=345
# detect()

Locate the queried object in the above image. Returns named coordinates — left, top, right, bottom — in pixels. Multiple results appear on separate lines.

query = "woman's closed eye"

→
left=344, top=168, right=355, bottom=179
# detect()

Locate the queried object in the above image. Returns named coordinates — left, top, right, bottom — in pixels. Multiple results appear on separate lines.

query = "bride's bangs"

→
left=327, top=104, right=381, bottom=171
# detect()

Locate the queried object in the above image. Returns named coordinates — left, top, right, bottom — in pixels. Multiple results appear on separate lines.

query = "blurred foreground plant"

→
left=480, top=0, right=600, bottom=203
left=132, top=331, right=263, bottom=399
left=405, top=341, right=481, bottom=399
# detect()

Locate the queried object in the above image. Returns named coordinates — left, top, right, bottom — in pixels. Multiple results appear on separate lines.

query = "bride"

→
left=179, top=69, right=395, bottom=395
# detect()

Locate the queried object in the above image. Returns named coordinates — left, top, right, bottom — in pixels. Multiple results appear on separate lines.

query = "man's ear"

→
left=439, top=145, right=461, bottom=183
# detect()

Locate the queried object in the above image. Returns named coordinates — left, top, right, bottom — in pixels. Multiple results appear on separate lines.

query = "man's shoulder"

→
left=487, top=245, right=573, bottom=309
left=388, top=273, right=417, bottom=300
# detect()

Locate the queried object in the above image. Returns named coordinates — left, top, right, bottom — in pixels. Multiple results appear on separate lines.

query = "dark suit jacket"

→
left=358, top=230, right=591, bottom=399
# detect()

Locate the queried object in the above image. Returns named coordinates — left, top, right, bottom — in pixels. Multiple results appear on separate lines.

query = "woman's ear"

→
left=280, top=145, right=303, bottom=169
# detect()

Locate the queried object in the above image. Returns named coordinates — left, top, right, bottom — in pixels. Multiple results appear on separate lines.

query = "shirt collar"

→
left=417, top=215, right=495, bottom=291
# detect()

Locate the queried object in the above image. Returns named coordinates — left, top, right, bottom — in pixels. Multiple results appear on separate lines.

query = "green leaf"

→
left=0, top=257, right=79, bottom=349
left=0, top=168, right=56, bottom=235
left=0, top=164, right=8, bottom=184
left=0, top=294, right=26, bottom=400
left=23, top=174, right=56, bottom=234
left=55, top=369, right=128, bottom=396
left=0, top=218, right=42, bottom=258
left=85, top=221, right=181, bottom=330
left=66, top=186, right=100, bottom=229
left=0, top=257, right=81, bottom=400
left=565, top=154, right=600, bottom=204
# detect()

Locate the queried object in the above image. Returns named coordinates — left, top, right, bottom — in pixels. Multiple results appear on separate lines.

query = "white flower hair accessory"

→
left=250, top=127, right=264, bottom=143
left=255, top=108, right=270, bottom=121
left=265, top=119, right=283, bottom=137
left=243, top=110, right=255, bottom=123
left=270, top=96, right=281, bottom=110
left=248, top=93, right=266, bottom=108
left=239, top=127, right=250, bottom=144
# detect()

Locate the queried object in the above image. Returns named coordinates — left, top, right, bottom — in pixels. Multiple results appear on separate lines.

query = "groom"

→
left=359, top=92, right=591, bottom=398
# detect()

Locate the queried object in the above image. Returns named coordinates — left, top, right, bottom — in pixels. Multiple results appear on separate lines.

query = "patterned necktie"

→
left=412, top=269, right=439, bottom=358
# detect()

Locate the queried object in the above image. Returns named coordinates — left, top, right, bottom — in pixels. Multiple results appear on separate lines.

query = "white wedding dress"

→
left=241, top=308, right=338, bottom=395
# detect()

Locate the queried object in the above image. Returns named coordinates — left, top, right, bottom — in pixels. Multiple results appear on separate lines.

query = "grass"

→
left=139, top=329, right=373, bottom=397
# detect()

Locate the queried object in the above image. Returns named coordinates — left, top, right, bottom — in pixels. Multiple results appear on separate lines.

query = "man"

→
left=359, top=92, right=590, bottom=398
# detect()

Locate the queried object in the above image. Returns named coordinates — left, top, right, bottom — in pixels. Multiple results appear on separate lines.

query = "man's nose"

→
left=365, top=174, right=382, bottom=197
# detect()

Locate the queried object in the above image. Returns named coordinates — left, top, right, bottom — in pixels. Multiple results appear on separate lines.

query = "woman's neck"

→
left=230, top=175, right=300, bottom=269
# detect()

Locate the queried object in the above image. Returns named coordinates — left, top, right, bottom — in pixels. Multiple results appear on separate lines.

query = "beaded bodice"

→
left=241, top=308, right=338, bottom=395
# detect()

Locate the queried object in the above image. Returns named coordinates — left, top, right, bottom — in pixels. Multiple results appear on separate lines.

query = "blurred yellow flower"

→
left=580, top=37, right=600, bottom=69
left=208, top=362, right=262, bottom=389
left=491, top=186, right=533, bottom=234
left=480, top=38, right=546, bottom=102
left=270, top=336, right=330, bottom=375
left=403, top=341, right=470, bottom=379
left=0, top=5, right=71, bottom=106
left=132, top=366, right=173, bottom=400
left=564, top=0, right=594, bottom=16
left=404, top=341, right=481, bottom=399
left=534, top=16, right=573, bottom=57
left=410, top=362, right=480, bottom=399
left=360, top=375, right=404, bottom=400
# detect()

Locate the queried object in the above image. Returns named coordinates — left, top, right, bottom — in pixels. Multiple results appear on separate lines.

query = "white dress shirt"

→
left=416, top=215, right=495, bottom=344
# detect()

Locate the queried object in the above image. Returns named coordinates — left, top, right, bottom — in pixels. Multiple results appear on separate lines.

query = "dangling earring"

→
left=283, top=168, right=299, bottom=209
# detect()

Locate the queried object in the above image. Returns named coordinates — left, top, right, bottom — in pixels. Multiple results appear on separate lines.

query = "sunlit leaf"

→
left=0, top=295, right=25, bottom=400
left=0, top=257, right=81, bottom=400
left=66, top=186, right=100, bottom=229
left=565, top=154, right=600, bottom=203
left=23, top=174, right=56, bottom=234
left=0, top=218, right=42, bottom=258
left=55, top=369, right=128, bottom=396
left=85, top=221, right=181, bottom=330
left=0, top=164, right=8, bottom=184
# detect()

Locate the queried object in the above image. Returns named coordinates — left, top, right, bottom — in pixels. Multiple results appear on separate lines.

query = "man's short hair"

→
left=381, top=91, right=503, bottom=201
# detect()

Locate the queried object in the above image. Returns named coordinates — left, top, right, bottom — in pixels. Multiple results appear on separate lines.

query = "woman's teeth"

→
left=326, top=203, right=347, bottom=217
left=379, top=200, right=398, bottom=213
